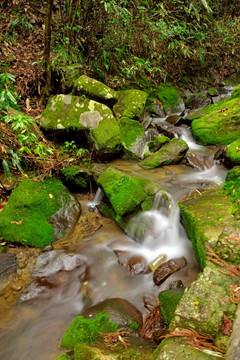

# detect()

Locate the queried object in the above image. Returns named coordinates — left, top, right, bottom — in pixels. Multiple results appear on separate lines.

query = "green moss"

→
left=140, top=138, right=188, bottom=168
left=226, top=166, right=240, bottom=181
left=90, top=116, right=122, bottom=156
left=117, top=349, right=141, bottom=360
left=129, top=321, right=139, bottom=331
left=222, top=172, right=240, bottom=212
left=61, top=312, right=118, bottom=350
left=74, top=344, right=95, bottom=360
left=97, top=168, right=147, bottom=216
left=231, top=83, right=240, bottom=99
left=113, top=89, right=148, bottom=119
left=152, top=83, right=180, bottom=113
left=56, top=353, right=72, bottom=360
left=225, top=139, right=240, bottom=165
left=119, top=117, right=145, bottom=149
left=148, top=136, right=170, bottom=152
left=0, top=178, right=68, bottom=247
left=179, top=189, right=233, bottom=268
left=72, top=75, right=117, bottom=101
left=190, top=97, right=240, bottom=145
left=158, top=288, right=184, bottom=325
left=61, top=166, right=88, bottom=191
left=40, top=95, right=116, bottom=132
left=141, top=197, right=153, bottom=211
left=207, top=88, right=219, bottom=96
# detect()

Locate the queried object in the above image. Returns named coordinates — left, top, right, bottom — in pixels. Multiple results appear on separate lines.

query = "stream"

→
left=0, top=93, right=231, bottom=360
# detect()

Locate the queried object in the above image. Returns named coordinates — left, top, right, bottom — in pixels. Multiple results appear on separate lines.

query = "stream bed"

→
left=0, top=93, right=231, bottom=359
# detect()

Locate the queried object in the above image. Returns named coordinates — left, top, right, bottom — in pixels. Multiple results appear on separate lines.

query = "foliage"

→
left=0, top=73, right=20, bottom=112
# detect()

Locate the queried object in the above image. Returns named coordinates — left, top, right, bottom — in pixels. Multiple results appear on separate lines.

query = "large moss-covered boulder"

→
left=119, top=116, right=146, bottom=158
left=113, top=89, right=148, bottom=119
left=40, top=94, right=122, bottom=158
left=152, top=337, right=220, bottom=360
left=179, top=189, right=233, bottom=268
left=97, top=167, right=161, bottom=217
left=189, top=97, right=240, bottom=145
left=150, top=83, right=182, bottom=114
left=0, top=178, right=81, bottom=247
left=222, top=166, right=240, bottom=213
left=170, top=263, right=238, bottom=338
left=140, top=138, right=188, bottom=168
left=225, top=139, right=240, bottom=166
left=72, top=75, right=117, bottom=103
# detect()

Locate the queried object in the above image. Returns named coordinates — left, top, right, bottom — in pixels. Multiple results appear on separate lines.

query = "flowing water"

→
left=0, top=101, right=229, bottom=359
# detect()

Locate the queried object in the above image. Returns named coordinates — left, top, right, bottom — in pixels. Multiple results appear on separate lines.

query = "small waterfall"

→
left=88, top=187, right=103, bottom=211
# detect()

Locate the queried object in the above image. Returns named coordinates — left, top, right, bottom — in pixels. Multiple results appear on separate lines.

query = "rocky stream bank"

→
left=0, top=76, right=240, bottom=360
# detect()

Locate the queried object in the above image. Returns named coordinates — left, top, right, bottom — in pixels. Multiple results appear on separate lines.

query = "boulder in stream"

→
left=113, top=89, right=148, bottom=120
left=179, top=188, right=234, bottom=268
left=140, top=138, right=188, bottom=168
left=0, top=178, right=81, bottom=247
left=189, top=95, right=240, bottom=145
left=153, top=257, right=187, bottom=287
left=224, top=138, right=240, bottom=167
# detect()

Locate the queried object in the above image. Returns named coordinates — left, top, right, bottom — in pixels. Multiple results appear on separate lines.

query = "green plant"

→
left=0, top=73, right=20, bottom=112
left=63, top=140, right=77, bottom=152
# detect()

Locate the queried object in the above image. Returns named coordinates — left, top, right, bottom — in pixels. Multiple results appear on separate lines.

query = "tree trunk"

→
left=42, top=0, right=53, bottom=103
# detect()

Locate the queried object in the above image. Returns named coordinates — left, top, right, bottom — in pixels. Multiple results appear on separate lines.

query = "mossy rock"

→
left=113, top=89, right=148, bottom=119
left=225, top=139, right=240, bottom=166
left=119, top=116, right=145, bottom=158
left=190, top=97, right=240, bottom=145
left=40, top=95, right=121, bottom=158
left=74, top=344, right=95, bottom=360
left=0, top=178, right=80, bottom=247
left=213, top=218, right=240, bottom=264
left=58, top=63, right=83, bottom=92
left=170, top=263, right=238, bottom=339
left=140, top=138, right=188, bottom=168
left=97, top=167, right=160, bottom=217
left=158, top=288, right=184, bottom=325
left=150, top=83, right=181, bottom=114
left=231, top=83, right=240, bottom=99
left=152, top=337, right=220, bottom=360
left=61, top=312, right=118, bottom=349
left=179, top=189, right=233, bottom=268
left=72, top=75, right=117, bottom=103
left=222, top=167, right=240, bottom=213
left=61, top=166, right=88, bottom=192
left=147, top=136, right=170, bottom=152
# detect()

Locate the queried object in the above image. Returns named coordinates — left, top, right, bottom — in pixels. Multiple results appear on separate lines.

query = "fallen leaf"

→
left=49, top=193, right=53, bottom=198
left=10, top=219, right=24, bottom=225
left=221, top=314, right=232, bottom=336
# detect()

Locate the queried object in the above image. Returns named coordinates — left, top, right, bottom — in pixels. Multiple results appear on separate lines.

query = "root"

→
left=207, top=246, right=240, bottom=277
left=160, top=328, right=224, bottom=355
left=99, top=330, right=130, bottom=350
left=141, top=304, right=162, bottom=339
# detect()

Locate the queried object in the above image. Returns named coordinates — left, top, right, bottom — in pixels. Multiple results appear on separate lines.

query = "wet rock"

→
left=153, top=257, right=187, bottom=286
left=147, top=136, right=170, bottom=153
left=185, top=92, right=211, bottom=110
left=119, top=116, right=146, bottom=158
left=166, top=114, right=181, bottom=125
left=151, top=99, right=165, bottom=117
left=114, top=250, right=149, bottom=275
left=143, top=294, right=159, bottom=312
left=154, top=120, right=182, bottom=138
left=140, top=138, right=189, bottom=168
left=82, top=298, right=143, bottom=331
left=0, top=179, right=81, bottom=247
left=0, top=253, right=16, bottom=288
left=169, top=280, right=184, bottom=289
left=179, top=188, right=234, bottom=268
left=185, top=153, right=213, bottom=170
left=141, top=110, right=153, bottom=129
left=170, top=263, right=238, bottom=338
left=214, top=145, right=227, bottom=161
left=91, top=163, right=110, bottom=182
